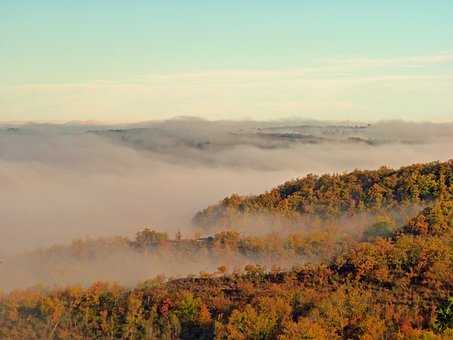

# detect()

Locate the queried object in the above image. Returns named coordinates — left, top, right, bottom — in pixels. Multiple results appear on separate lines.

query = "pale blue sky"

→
left=1, top=1, right=453, bottom=122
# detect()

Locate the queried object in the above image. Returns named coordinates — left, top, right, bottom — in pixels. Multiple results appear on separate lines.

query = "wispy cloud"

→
left=1, top=52, right=452, bottom=122
left=323, top=52, right=453, bottom=68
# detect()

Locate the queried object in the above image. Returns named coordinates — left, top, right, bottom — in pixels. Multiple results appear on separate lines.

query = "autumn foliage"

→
left=1, top=160, right=452, bottom=339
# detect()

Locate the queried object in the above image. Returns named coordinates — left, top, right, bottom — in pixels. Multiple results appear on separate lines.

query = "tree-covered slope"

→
left=194, top=160, right=453, bottom=229
left=1, top=196, right=452, bottom=339
left=1, top=161, right=452, bottom=339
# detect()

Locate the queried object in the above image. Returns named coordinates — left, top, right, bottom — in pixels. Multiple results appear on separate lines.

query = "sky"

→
left=1, top=1, right=453, bottom=122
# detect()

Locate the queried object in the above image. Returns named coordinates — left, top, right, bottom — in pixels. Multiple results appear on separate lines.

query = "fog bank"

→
left=0, top=118, right=452, bottom=256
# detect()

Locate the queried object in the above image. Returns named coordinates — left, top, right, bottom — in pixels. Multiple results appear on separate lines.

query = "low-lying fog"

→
left=0, top=118, right=452, bottom=290
left=1, top=118, right=452, bottom=256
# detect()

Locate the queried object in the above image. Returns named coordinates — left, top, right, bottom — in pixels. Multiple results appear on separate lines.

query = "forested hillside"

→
left=1, top=195, right=452, bottom=338
left=194, top=160, right=453, bottom=230
left=0, top=160, right=452, bottom=339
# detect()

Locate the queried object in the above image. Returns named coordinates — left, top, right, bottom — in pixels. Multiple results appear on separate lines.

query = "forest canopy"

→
left=0, top=160, right=452, bottom=339
left=194, top=160, right=453, bottom=231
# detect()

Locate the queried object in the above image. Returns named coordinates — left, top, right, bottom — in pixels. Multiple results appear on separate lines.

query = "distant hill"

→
left=194, top=160, right=453, bottom=229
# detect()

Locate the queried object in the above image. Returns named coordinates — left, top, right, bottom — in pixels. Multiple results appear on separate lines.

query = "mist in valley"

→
left=1, top=118, right=452, bottom=291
